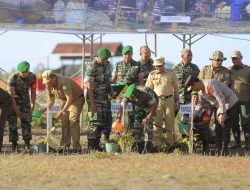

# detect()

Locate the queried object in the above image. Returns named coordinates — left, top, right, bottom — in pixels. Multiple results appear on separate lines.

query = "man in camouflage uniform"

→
left=7, top=61, right=37, bottom=151
left=42, top=69, right=84, bottom=152
left=84, top=48, right=113, bottom=150
left=229, top=50, right=250, bottom=150
left=0, top=88, right=13, bottom=151
left=174, top=48, right=200, bottom=105
left=112, top=45, right=144, bottom=133
left=117, top=84, right=158, bottom=153
left=146, top=56, right=179, bottom=149
left=112, top=45, right=144, bottom=85
left=138, top=45, right=154, bottom=85
left=199, top=50, right=230, bottom=86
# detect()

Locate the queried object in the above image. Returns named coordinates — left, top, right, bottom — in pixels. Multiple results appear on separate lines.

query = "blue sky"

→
left=1, top=31, right=250, bottom=74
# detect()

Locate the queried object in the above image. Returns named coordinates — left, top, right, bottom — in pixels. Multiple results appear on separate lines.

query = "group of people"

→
left=0, top=45, right=249, bottom=156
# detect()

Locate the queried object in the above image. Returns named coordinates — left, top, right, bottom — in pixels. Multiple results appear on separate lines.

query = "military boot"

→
left=245, top=138, right=250, bottom=150
left=103, top=133, right=110, bottom=144
left=136, top=142, right=144, bottom=154
left=95, top=138, right=103, bottom=152
left=11, top=141, right=18, bottom=152
left=24, top=140, right=31, bottom=153
left=231, top=141, right=241, bottom=149
left=88, top=139, right=97, bottom=151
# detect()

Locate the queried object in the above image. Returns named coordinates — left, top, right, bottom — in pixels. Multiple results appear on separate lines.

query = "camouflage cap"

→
left=125, top=84, right=137, bottom=98
left=153, top=56, right=165, bottom=66
left=122, top=45, right=133, bottom=55
left=231, top=50, right=242, bottom=58
left=209, top=50, right=227, bottom=61
left=17, top=61, right=30, bottom=72
left=97, top=48, right=111, bottom=59
left=42, top=70, right=55, bottom=84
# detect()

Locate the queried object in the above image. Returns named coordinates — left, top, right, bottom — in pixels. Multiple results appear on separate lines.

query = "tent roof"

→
left=51, top=42, right=123, bottom=57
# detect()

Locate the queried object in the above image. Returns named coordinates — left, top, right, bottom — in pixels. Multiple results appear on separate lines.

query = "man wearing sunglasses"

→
left=7, top=61, right=37, bottom=152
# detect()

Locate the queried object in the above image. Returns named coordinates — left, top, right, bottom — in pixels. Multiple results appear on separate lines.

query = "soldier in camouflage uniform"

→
left=84, top=48, right=114, bottom=150
left=0, top=88, right=13, bottom=152
left=7, top=61, right=37, bottom=151
left=174, top=48, right=200, bottom=105
left=112, top=45, right=144, bottom=134
left=117, top=84, right=158, bottom=153
left=138, top=45, right=154, bottom=85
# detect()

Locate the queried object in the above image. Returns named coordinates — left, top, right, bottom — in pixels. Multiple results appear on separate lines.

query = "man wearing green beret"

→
left=112, top=45, right=144, bottom=135
left=117, top=84, right=158, bottom=153
left=7, top=61, right=37, bottom=152
left=84, top=48, right=114, bottom=151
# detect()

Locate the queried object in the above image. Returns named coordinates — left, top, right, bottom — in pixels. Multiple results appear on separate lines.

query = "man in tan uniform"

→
left=42, top=70, right=84, bottom=152
left=229, top=50, right=250, bottom=150
left=199, top=50, right=230, bottom=86
left=146, top=56, right=179, bottom=148
left=198, top=50, right=231, bottom=152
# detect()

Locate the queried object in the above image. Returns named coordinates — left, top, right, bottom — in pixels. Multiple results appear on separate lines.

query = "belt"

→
left=159, top=95, right=173, bottom=99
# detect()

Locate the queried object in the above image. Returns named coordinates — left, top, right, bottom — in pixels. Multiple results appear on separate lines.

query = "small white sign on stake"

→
left=111, top=102, right=133, bottom=112
left=179, top=104, right=193, bottom=114
left=40, top=104, right=60, bottom=113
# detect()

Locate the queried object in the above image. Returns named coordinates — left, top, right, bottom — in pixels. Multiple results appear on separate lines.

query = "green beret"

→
left=97, top=48, right=111, bottom=59
left=122, top=45, right=133, bottom=55
left=191, top=91, right=198, bottom=96
left=17, top=61, right=30, bottom=72
left=125, top=84, right=137, bottom=98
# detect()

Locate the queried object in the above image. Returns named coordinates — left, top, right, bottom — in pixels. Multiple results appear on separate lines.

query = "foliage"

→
left=176, top=128, right=198, bottom=153
left=113, top=133, right=135, bottom=152
left=43, top=127, right=56, bottom=145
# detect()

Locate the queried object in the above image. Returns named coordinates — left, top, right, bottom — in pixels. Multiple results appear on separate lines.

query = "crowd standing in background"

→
left=1, top=45, right=250, bottom=156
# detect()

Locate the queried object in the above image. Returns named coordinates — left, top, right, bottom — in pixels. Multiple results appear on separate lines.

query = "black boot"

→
left=103, top=133, right=110, bottom=144
left=136, top=142, right=144, bottom=154
left=245, top=138, right=250, bottom=150
left=88, top=139, right=97, bottom=151
left=11, top=141, right=18, bottom=152
left=95, top=138, right=103, bottom=152
left=231, top=141, right=241, bottom=149
left=24, top=140, right=31, bottom=153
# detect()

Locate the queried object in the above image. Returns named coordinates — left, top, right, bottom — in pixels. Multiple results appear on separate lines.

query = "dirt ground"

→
left=1, top=128, right=250, bottom=190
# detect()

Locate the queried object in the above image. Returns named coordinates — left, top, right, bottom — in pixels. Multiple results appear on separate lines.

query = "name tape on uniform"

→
left=111, top=102, right=133, bottom=112
left=179, top=104, right=194, bottom=114
left=40, top=104, right=60, bottom=113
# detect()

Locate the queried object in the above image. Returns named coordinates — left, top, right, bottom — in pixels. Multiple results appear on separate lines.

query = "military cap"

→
left=42, top=70, right=55, bottom=84
left=97, top=48, right=111, bottom=59
left=191, top=90, right=198, bottom=96
left=153, top=56, right=165, bottom=66
left=125, top=84, right=137, bottom=98
left=209, top=50, right=227, bottom=61
left=184, top=75, right=200, bottom=91
left=231, top=50, right=242, bottom=58
left=17, top=61, right=30, bottom=72
left=122, top=45, right=133, bottom=55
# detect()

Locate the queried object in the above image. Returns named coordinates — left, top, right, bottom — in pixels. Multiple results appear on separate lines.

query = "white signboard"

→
left=179, top=104, right=194, bottom=114
left=111, top=102, right=133, bottom=112
left=40, top=104, right=60, bottom=113
left=160, top=16, right=191, bottom=23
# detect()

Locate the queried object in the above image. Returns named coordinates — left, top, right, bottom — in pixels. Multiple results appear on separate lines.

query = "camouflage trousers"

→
left=87, top=102, right=108, bottom=140
left=7, top=103, right=32, bottom=143
left=103, top=101, right=112, bottom=135
left=0, top=96, right=13, bottom=150
left=129, top=109, right=153, bottom=143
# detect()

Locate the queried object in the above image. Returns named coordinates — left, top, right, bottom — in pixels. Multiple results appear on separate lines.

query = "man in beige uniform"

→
left=146, top=57, right=179, bottom=148
left=199, top=50, right=230, bottom=86
left=229, top=50, right=250, bottom=149
left=42, top=70, right=84, bottom=152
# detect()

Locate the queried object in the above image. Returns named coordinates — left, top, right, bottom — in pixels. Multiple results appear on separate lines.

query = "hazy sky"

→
left=1, top=31, right=250, bottom=74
